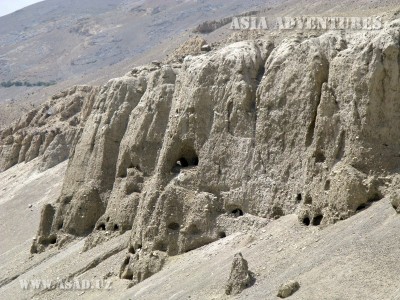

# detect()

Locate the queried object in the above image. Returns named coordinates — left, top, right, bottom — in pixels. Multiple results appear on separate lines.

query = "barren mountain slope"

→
left=1, top=1, right=400, bottom=300
left=0, top=0, right=267, bottom=128
left=1, top=178, right=399, bottom=299
left=1, top=0, right=399, bottom=129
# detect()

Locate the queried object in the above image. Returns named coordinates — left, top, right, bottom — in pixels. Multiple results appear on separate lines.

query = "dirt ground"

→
left=1, top=161, right=400, bottom=299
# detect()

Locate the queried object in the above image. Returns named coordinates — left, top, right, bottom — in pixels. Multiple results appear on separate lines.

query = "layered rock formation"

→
left=0, top=86, right=98, bottom=172
left=27, top=21, right=400, bottom=285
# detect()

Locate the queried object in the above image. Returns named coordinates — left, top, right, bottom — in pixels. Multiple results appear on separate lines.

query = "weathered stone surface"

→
left=167, top=36, right=207, bottom=63
left=0, top=85, right=98, bottom=172
left=277, top=280, right=300, bottom=298
left=119, top=249, right=167, bottom=284
left=225, top=252, right=254, bottom=295
left=30, top=21, right=400, bottom=286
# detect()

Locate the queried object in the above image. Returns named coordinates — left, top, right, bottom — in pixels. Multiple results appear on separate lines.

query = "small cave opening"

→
left=97, top=223, right=106, bottom=231
left=167, top=222, right=180, bottom=231
left=256, top=65, right=266, bottom=83
left=356, top=203, right=368, bottom=212
left=123, top=256, right=130, bottom=265
left=178, top=157, right=189, bottom=167
left=49, top=236, right=57, bottom=245
left=312, top=215, right=323, bottom=226
left=218, top=232, right=227, bottom=239
left=128, top=245, right=135, bottom=254
left=171, top=146, right=199, bottom=173
left=314, top=150, right=326, bottom=163
left=324, top=180, right=331, bottom=191
left=296, top=193, right=302, bottom=202
left=113, top=224, right=120, bottom=231
left=106, top=216, right=110, bottom=222
left=173, top=156, right=199, bottom=170
left=302, top=217, right=311, bottom=226
left=230, top=208, right=244, bottom=217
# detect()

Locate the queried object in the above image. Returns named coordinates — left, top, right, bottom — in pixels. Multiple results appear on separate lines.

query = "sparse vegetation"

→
left=0, top=80, right=56, bottom=88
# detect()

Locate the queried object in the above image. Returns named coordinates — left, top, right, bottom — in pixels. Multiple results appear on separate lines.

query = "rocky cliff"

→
left=0, top=86, right=98, bottom=172
left=19, top=20, right=400, bottom=285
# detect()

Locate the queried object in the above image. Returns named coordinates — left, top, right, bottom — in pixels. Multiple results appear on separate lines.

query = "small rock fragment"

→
left=390, top=191, right=400, bottom=213
left=225, top=252, right=255, bottom=295
left=277, top=280, right=300, bottom=298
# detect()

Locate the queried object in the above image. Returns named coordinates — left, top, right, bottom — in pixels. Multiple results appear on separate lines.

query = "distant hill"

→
left=0, top=0, right=398, bottom=129
left=0, top=0, right=267, bottom=128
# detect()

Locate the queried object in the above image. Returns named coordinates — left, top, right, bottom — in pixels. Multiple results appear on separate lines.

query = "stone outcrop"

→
left=167, top=36, right=208, bottom=63
left=0, top=85, right=98, bottom=172
left=29, top=21, right=400, bottom=285
left=225, top=252, right=255, bottom=295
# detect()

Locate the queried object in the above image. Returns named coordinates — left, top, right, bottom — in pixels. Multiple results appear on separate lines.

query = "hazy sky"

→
left=0, top=0, right=44, bottom=17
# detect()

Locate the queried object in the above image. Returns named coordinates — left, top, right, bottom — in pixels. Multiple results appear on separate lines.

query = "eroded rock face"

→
left=0, top=85, right=98, bottom=172
left=225, top=252, right=255, bottom=295
left=31, top=22, right=400, bottom=284
left=120, top=249, right=167, bottom=284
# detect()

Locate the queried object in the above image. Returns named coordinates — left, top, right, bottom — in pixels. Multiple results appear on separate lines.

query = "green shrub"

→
left=0, top=80, right=57, bottom=88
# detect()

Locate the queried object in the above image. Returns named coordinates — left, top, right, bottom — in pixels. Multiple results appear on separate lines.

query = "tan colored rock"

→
left=167, top=36, right=207, bottom=62
left=277, top=280, right=300, bottom=298
left=30, top=21, right=400, bottom=287
left=0, top=85, right=98, bottom=172
left=119, top=249, right=167, bottom=284
left=225, top=252, right=254, bottom=295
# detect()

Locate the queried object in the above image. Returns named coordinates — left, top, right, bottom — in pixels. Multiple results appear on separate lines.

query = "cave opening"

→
left=302, top=217, right=310, bottom=226
left=167, top=222, right=180, bottom=231
left=49, top=236, right=57, bottom=244
left=356, top=203, right=368, bottom=212
left=218, top=232, right=227, bottom=238
left=312, top=215, right=323, bottom=226
left=171, top=145, right=199, bottom=173
left=231, top=208, right=244, bottom=217
left=296, top=193, right=302, bottom=202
